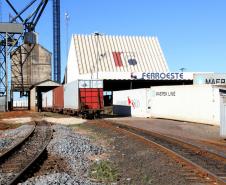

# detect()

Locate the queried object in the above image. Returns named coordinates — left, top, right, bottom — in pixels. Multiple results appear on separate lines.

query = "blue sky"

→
left=2, top=0, right=226, bottom=80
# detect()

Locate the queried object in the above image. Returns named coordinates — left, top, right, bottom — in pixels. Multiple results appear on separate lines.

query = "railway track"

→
left=109, top=122, right=226, bottom=185
left=0, top=121, right=52, bottom=185
left=0, top=124, right=35, bottom=157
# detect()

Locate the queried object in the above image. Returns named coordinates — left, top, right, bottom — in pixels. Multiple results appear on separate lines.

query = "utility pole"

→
left=94, top=32, right=102, bottom=79
left=65, top=12, right=70, bottom=58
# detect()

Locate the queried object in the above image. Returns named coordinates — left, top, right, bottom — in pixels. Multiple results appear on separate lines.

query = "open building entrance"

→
left=30, top=80, right=60, bottom=111
left=12, top=92, right=29, bottom=110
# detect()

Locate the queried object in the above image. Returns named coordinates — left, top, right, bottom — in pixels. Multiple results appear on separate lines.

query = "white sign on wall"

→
left=194, top=73, right=226, bottom=85
left=131, top=72, right=189, bottom=80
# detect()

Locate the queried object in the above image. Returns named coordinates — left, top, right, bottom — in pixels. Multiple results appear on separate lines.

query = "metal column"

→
left=53, top=0, right=61, bottom=83
left=5, top=33, right=8, bottom=111
left=0, top=23, right=23, bottom=111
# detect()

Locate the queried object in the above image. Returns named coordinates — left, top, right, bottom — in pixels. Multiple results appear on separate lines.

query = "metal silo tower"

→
left=53, top=0, right=61, bottom=83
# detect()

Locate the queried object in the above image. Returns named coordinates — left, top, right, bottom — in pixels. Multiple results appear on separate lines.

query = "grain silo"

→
left=11, top=43, right=52, bottom=92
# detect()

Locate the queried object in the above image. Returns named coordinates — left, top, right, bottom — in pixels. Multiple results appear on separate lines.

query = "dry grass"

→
left=89, top=160, right=119, bottom=183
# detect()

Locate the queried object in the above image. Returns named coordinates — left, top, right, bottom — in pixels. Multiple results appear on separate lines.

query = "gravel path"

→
left=20, top=125, right=104, bottom=185
left=43, top=117, right=87, bottom=125
left=1, top=117, right=32, bottom=124
left=0, top=124, right=34, bottom=153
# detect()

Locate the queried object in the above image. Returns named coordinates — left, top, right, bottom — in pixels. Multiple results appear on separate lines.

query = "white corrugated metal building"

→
left=66, top=34, right=169, bottom=82
left=65, top=34, right=193, bottom=106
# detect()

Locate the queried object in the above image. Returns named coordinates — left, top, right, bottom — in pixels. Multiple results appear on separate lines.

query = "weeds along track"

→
left=109, top=122, right=226, bottom=185
left=0, top=121, right=52, bottom=185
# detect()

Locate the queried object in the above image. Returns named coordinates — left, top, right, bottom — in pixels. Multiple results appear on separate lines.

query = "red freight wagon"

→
left=64, top=80, right=104, bottom=118
left=79, top=88, right=104, bottom=110
left=53, top=86, right=64, bottom=113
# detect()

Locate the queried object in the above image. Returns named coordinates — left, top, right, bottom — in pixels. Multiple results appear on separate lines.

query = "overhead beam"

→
left=5, top=0, right=24, bottom=22
left=0, top=23, right=24, bottom=33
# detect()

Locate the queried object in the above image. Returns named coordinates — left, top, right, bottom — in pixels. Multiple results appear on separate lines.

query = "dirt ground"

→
left=0, top=111, right=37, bottom=130
left=79, top=120, right=202, bottom=185
left=0, top=111, right=39, bottom=119
left=0, top=111, right=222, bottom=184
left=106, top=117, right=224, bottom=141
left=106, top=117, right=226, bottom=156
left=0, top=111, right=85, bottom=130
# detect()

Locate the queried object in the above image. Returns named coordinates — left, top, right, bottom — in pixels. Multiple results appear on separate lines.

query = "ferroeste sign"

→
left=194, top=73, right=226, bottom=85
left=131, top=72, right=185, bottom=80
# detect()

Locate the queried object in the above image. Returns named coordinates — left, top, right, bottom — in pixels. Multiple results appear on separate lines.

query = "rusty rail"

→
left=0, top=121, right=52, bottom=185
left=0, top=123, right=36, bottom=161
left=109, top=122, right=226, bottom=185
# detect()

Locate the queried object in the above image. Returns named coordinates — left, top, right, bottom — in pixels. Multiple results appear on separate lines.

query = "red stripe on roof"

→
left=112, top=52, right=123, bottom=67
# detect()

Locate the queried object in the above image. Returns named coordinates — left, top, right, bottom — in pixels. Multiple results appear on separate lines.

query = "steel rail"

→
left=115, top=123, right=226, bottom=160
left=0, top=121, right=52, bottom=185
left=0, top=123, right=36, bottom=161
left=109, top=122, right=226, bottom=185
left=8, top=122, right=53, bottom=185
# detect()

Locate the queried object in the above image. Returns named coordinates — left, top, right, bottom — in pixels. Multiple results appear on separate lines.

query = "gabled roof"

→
left=30, top=79, right=60, bottom=88
left=71, top=34, right=169, bottom=75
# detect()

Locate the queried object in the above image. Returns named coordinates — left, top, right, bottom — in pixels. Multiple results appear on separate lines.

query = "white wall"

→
left=150, top=85, right=221, bottom=125
left=42, top=91, right=53, bottom=109
left=42, top=92, right=47, bottom=108
left=220, top=96, right=226, bottom=137
left=112, top=85, right=226, bottom=126
left=66, top=36, right=79, bottom=83
left=30, top=88, right=36, bottom=111
left=64, top=80, right=79, bottom=109
left=113, top=88, right=151, bottom=117
left=13, top=99, right=28, bottom=107
left=46, top=90, right=53, bottom=108
left=42, top=92, right=51, bottom=109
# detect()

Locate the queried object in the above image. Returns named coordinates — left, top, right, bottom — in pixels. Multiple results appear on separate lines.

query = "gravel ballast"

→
left=21, top=173, right=95, bottom=185
left=0, top=124, right=34, bottom=152
left=20, top=125, right=104, bottom=185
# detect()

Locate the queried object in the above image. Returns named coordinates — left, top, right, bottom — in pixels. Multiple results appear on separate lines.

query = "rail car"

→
left=42, top=80, right=104, bottom=119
